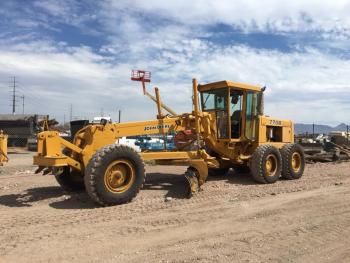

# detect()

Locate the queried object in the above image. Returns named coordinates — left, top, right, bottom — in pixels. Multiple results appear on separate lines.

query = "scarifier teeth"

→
left=42, top=168, right=52, bottom=175
left=51, top=167, right=64, bottom=176
left=35, top=166, right=45, bottom=174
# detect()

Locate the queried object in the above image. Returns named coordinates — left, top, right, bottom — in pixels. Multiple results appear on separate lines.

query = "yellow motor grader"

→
left=33, top=71, right=305, bottom=206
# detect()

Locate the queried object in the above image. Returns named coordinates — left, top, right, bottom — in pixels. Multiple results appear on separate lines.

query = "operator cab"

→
left=198, top=81, right=263, bottom=142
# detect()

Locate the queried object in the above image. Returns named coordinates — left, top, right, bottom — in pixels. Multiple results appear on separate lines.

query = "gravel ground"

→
left=0, top=151, right=350, bottom=262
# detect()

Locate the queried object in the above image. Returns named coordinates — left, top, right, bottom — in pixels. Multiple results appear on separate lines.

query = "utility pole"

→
left=20, top=95, right=24, bottom=114
left=118, top=110, right=121, bottom=123
left=63, top=114, right=66, bottom=126
left=11, top=76, right=17, bottom=114
left=69, top=104, right=73, bottom=122
left=100, top=108, right=104, bottom=117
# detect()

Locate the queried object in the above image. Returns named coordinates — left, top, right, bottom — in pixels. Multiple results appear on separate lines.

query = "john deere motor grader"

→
left=33, top=70, right=305, bottom=206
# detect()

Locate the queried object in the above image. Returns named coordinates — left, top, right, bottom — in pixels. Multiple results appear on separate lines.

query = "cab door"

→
left=244, top=91, right=259, bottom=141
left=229, top=89, right=244, bottom=140
left=200, top=88, right=229, bottom=139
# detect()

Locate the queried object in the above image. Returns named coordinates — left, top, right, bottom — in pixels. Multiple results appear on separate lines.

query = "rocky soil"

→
left=0, top=151, right=350, bottom=262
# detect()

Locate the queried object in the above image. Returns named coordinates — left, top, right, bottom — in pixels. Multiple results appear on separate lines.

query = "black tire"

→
left=54, top=166, right=85, bottom=192
left=250, top=144, right=282, bottom=184
left=208, top=168, right=229, bottom=176
left=280, top=143, right=305, bottom=180
left=84, top=144, right=145, bottom=206
left=185, top=167, right=199, bottom=197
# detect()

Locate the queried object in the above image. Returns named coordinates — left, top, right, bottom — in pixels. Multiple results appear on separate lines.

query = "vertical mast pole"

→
left=192, top=78, right=201, bottom=150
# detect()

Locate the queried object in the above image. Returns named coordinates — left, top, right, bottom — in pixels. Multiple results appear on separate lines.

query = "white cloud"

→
left=0, top=38, right=349, bottom=125
left=103, top=0, right=350, bottom=36
left=33, top=0, right=97, bottom=26
left=1, top=1, right=350, bottom=125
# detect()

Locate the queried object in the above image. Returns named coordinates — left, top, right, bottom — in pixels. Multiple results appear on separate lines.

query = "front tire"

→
left=280, top=143, right=305, bottom=180
left=250, top=144, right=282, bottom=184
left=84, top=145, right=145, bottom=206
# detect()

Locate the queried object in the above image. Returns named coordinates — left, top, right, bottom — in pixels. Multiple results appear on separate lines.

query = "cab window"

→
left=201, top=88, right=229, bottom=139
left=245, top=92, right=258, bottom=140
left=201, top=88, right=227, bottom=111
left=230, top=89, right=243, bottom=139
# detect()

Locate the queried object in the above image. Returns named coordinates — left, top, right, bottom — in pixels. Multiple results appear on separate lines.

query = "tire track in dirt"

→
left=1, top=162, right=350, bottom=261
left=0, top=172, right=347, bottom=234
left=116, top=186, right=350, bottom=263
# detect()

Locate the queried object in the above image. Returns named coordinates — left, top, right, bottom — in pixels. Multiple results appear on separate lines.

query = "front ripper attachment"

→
left=33, top=131, right=83, bottom=177
left=0, top=130, right=8, bottom=165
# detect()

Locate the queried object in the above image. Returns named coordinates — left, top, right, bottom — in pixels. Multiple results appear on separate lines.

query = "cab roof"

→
left=198, top=80, right=262, bottom=92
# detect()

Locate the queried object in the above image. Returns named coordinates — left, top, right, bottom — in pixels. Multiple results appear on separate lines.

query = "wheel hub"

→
left=265, top=154, right=277, bottom=177
left=291, top=152, right=301, bottom=172
left=104, top=160, right=136, bottom=193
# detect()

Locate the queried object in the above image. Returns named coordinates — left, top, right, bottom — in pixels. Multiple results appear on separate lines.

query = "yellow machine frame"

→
left=0, top=130, right=8, bottom=166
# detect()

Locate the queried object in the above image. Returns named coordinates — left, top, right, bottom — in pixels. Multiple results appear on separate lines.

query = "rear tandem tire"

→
left=54, top=166, right=85, bottom=192
left=250, top=144, right=282, bottom=184
left=280, top=143, right=305, bottom=180
left=84, top=144, right=145, bottom=206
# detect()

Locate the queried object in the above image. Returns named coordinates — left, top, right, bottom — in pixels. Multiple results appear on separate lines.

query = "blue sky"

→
left=0, top=0, right=350, bottom=125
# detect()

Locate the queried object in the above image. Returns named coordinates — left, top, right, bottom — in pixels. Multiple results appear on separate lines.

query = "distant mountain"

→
left=334, top=123, right=349, bottom=131
left=294, top=123, right=349, bottom=135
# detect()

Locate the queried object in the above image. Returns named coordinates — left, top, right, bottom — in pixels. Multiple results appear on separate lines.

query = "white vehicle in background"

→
left=92, top=116, right=112, bottom=124
left=117, top=137, right=141, bottom=152
left=91, top=117, right=140, bottom=151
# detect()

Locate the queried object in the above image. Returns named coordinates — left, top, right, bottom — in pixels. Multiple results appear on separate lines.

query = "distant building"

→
left=0, top=114, right=48, bottom=147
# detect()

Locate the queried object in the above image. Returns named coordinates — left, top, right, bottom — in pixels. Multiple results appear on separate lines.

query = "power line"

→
left=13, top=83, right=66, bottom=113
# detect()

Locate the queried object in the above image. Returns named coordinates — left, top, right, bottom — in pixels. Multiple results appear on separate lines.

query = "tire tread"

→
left=250, top=144, right=282, bottom=184
left=280, top=143, right=305, bottom=180
left=84, top=144, right=145, bottom=206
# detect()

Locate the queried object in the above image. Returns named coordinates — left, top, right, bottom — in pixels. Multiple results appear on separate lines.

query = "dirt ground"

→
left=1, top=151, right=350, bottom=263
